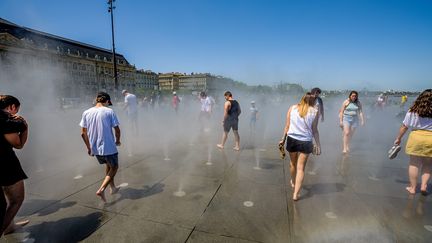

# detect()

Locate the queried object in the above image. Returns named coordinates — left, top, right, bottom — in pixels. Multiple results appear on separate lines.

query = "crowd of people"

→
left=1, top=88, right=431, bottom=237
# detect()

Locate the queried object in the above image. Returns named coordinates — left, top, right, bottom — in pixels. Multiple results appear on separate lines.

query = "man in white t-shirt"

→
left=199, top=92, right=213, bottom=131
left=80, top=92, right=121, bottom=202
left=122, top=89, right=138, bottom=131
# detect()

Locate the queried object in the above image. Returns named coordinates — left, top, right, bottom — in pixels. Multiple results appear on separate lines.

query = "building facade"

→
left=158, top=72, right=181, bottom=91
left=136, top=69, right=158, bottom=91
left=0, top=18, right=156, bottom=99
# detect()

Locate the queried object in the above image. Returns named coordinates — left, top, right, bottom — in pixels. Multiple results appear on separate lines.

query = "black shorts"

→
left=0, top=154, right=28, bottom=186
left=223, top=119, right=239, bottom=132
left=285, top=136, right=313, bottom=154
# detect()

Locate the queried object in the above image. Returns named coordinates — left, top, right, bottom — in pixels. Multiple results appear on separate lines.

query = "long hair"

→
left=409, top=89, right=432, bottom=118
left=348, top=90, right=359, bottom=103
left=297, top=92, right=315, bottom=118
left=0, top=95, right=20, bottom=109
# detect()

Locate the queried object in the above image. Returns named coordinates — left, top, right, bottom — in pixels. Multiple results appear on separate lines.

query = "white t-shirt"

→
left=250, top=107, right=258, bottom=119
left=124, top=93, right=138, bottom=115
left=201, top=97, right=212, bottom=112
left=403, top=111, right=432, bottom=131
left=287, top=105, right=318, bottom=141
left=79, top=106, right=120, bottom=156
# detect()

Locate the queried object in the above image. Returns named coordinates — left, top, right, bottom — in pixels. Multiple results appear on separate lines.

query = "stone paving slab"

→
left=3, top=112, right=432, bottom=243
left=83, top=214, right=191, bottom=243
left=187, top=230, right=260, bottom=243
left=3, top=204, right=115, bottom=243
left=195, top=178, right=290, bottom=243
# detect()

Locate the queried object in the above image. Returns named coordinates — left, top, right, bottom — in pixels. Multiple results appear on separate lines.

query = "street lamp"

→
left=107, top=0, right=118, bottom=92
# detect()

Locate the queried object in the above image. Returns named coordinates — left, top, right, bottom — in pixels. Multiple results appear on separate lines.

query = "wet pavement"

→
left=2, top=103, right=432, bottom=243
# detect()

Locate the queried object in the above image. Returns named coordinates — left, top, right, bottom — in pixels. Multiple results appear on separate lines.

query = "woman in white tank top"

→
left=279, top=93, right=321, bottom=201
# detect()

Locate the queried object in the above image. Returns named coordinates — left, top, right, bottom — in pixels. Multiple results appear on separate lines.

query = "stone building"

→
left=158, top=72, right=235, bottom=94
left=158, top=72, right=181, bottom=91
left=136, top=69, right=158, bottom=91
left=0, top=18, right=156, bottom=99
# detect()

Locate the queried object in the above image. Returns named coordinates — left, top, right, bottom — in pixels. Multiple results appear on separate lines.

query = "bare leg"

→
left=347, top=127, right=356, bottom=152
left=217, top=131, right=228, bottom=149
left=289, top=152, right=299, bottom=188
left=407, top=156, right=420, bottom=194
left=97, top=165, right=119, bottom=202
left=2, top=180, right=27, bottom=235
left=0, top=187, right=6, bottom=236
left=342, top=125, right=350, bottom=153
left=233, top=130, right=240, bottom=150
left=109, top=174, right=119, bottom=195
left=293, top=153, right=309, bottom=201
left=421, top=157, right=431, bottom=193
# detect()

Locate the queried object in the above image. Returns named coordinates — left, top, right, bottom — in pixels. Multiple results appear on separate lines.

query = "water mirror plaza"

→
left=1, top=1, right=432, bottom=242
left=1, top=96, right=431, bottom=243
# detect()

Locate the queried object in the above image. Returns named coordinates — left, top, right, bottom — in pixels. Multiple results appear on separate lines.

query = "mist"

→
left=1, top=53, right=414, bottom=191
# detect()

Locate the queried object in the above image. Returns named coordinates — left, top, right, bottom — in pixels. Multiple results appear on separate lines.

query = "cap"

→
left=96, top=92, right=113, bottom=106
left=121, top=89, right=127, bottom=94
left=251, top=100, right=255, bottom=104
left=173, top=91, right=177, bottom=95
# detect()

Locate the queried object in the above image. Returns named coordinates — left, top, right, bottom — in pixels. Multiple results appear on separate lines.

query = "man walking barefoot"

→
left=217, top=91, right=241, bottom=151
left=80, top=92, right=121, bottom=202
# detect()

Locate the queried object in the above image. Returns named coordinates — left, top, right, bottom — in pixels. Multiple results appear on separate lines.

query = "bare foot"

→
left=406, top=186, right=416, bottom=195
left=216, top=144, right=224, bottom=149
left=420, top=185, right=428, bottom=196
left=110, top=187, right=120, bottom=195
left=290, top=180, right=295, bottom=188
left=293, top=193, right=300, bottom=201
left=233, top=146, right=240, bottom=151
left=96, top=189, right=107, bottom=202
left=3, top=219, right=30, bottom=234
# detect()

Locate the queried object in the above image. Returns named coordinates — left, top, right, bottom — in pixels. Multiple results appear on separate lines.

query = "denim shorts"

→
left=96, top=153, right=119, bottom=167
left=343, top=115, right=359, bottom=128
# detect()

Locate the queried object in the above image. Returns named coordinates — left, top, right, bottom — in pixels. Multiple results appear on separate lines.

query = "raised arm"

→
left=4, top=129, right=28, bottom=149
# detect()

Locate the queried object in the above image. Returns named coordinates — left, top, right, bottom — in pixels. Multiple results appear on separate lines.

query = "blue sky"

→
left=1, top=0, right=431, bottom=91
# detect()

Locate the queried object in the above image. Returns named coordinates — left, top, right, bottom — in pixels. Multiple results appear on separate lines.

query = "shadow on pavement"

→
left=18, top=199, right=77, bottom=217
left=301, top=183, right=347, bottom=199
left=23, top=212, right=103, bottom=243
left=106, top=183, right=165, bottom=206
